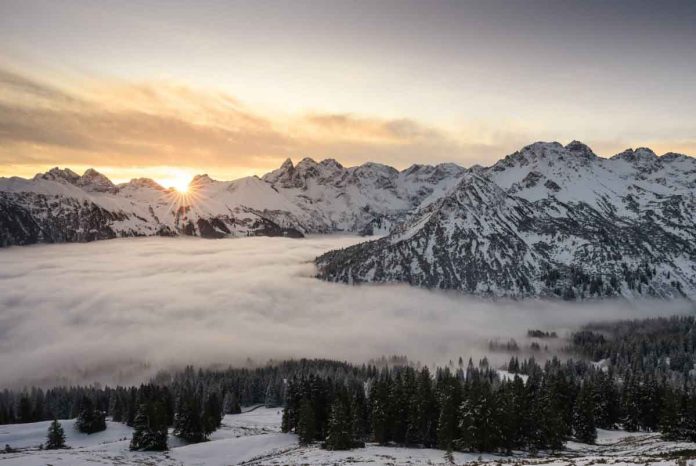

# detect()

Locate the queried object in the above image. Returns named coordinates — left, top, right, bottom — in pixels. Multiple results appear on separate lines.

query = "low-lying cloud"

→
left=0, top=236, right=693, bottom=388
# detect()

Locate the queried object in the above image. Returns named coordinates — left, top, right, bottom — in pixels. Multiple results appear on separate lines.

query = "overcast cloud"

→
left=0, top=236, right=693, bottom=388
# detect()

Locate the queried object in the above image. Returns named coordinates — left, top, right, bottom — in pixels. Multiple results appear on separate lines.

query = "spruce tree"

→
left=436, top=374, right=460, bottom=451
left=223, top=392, right=241, bottom=415
left=414, top=367, right=438, bottom=447
left=203, top=392, right=223, bottom=436
left=680, top=391, right=696, bottom=442
left=622, top=376, right=641, bottom=432
left=75, top=397, right=106, bottom=434
left=573, top=383, right=597, bottom=444
left=297, top=399, right=316, bottom=445
left=174, top=392, right=206, bottom=443
left=370, top=378, right=391, bottom=444
left=324, top=398, right=354, bottom=450
left=130, top=402, right=168, bottom=451
left=659, top=387, right=681, bottom=441
left=45, top=419, right=66, bottom=450
left=18, top=396, right=32, bottom=423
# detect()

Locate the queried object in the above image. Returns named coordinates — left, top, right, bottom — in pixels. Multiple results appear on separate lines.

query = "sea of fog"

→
left=0, top=235, right=693, bottom=388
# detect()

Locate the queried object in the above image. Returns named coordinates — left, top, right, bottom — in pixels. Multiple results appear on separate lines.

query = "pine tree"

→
left=45, top=419, right=66, bottom=450
left=573, top=383, right=597, bottom=444
left=110, top=395, right=124, bottom=423
left=371, top=395, right=389, bottom=445
left=622, top=376, right=641, bottom=432
left=202, top=392, right=223, bottom=436
left=174, top=392, right=206, bottom=443
left=457, top=381, right=499, bottom=452
left=75, top=397, right=106, bottom=434
left=680, top=391, right=696, bottom=442
left=659, top=387, right=681, bottom=441
left=414, top=367, right=438, bottom=447
left=297, top=399, right=316, bottom=445
left=350, top=387, right=369, bottom=445
left=130, top=402, right=168, bottom=451
left=265, top=382, right=280, bottom=408
left=18, top=396, right=32, bottom=423
left=436, top=374, right=460, bottom=451
left=324, top=398, right=354, bottom=450
left=222, top=392, right=241, bottom=415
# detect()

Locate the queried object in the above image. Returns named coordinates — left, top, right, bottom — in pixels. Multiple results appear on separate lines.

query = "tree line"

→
left=2, top=315, right=696, bottom=453
left=281, top=355, right=696, bottom=453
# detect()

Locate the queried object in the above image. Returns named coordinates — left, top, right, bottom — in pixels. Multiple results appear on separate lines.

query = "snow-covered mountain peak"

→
left=35, top=167, right=81, bottom=184
left=191, top=174, right=215, bottom=186
left=565, top=140, right=598, bottom=160
left=122, top=177, right=165, bottom=191
left=262, top=156, right=324, bottom=188
left=317, top=146, right=696, bottom=299
left=612, top=147, right=658, bottom=164
left=75, top=168, right=116, bottom=192
left=261, top=158, right=295, bottom=185
left=318, top=158, right=344, bottom=170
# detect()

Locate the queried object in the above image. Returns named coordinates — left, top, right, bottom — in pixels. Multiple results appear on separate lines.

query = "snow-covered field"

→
left=1, top=407, right=695, bottom=466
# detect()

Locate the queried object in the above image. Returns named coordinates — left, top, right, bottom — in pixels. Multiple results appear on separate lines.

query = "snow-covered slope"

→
left=2, top=408, right=695, bottom=465
left=316, top=142, right=696, bottom=300
left=0, top=159, right=466, bottom=246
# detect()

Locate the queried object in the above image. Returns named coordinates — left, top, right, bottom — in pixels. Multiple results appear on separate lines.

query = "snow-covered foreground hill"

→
left=1, top=407, right=695, bottom=466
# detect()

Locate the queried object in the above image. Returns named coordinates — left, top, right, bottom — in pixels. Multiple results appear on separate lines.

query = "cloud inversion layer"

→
left=0, top=236, right=693, bottom=388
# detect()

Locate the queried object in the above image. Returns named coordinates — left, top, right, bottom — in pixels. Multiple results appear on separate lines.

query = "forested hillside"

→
left=2, top=316, right=696, bottom=453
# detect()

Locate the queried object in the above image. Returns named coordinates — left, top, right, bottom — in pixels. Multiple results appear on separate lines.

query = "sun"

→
left=160, top=173, right=192, bottom=194
left=171, top=178, right=190, bottom=194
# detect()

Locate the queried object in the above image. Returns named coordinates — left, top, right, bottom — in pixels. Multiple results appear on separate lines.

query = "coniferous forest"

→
left=1, top=315, right=696, bottom=454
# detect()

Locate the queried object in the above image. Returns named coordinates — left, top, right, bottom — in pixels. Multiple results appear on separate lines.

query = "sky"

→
left=0, top=0, right=695, bottom=185
left=1, top=235, right=692, bottom=388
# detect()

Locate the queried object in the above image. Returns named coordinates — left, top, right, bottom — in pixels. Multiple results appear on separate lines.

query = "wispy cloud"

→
left=0, top=67, right=537, bottom=181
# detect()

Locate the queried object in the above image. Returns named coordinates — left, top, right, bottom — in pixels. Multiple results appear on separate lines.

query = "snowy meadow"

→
left=0, top=235, right=692, bottom=388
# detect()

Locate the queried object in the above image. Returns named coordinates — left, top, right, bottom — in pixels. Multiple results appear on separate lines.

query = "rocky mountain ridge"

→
left=2, top=140, right=695, bottom=300
left=316, top=141, right=696, bottom=300
left=0, top=156, right=466, bottom=246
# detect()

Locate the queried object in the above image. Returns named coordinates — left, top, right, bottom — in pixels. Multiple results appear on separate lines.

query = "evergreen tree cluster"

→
left=75, top=397, right=106, bottom=434
left=568, top=316, right=696, bottom=379
left=3, top=316, right=696, bottom=454
left=284, top=355, right=696, bottom=453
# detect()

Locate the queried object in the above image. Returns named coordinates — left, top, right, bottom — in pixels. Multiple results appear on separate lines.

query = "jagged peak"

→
left=522, top=141, right=564, bottom=152
left=611, top=147, right=658, bottom=162
left=123, top=177, right=164, bottom=190
left=279, top=158, right=294, bottom=170
left=403, top=163, right=425, bottom=175
left=35, top=167, right=80, bottom=183
left=76, top=168, right=116, bottom=192
left=660, top=152, right=691, bottom=162
left=565, top=140, right=597, bottom=159
left=355, top=162, right=399, bottom=177
left=191, top=174, right=215, bottom=185
left=296, top=157, right=318, bottom=167
left=402, top=162, right=465, bottom=178
left=82, top=168, right=104, bottom=178
left=319, top=158, right=344, bottom=170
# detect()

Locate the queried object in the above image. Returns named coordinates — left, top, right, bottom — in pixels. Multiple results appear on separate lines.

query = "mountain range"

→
left=2, top=141, right=695, bottom=299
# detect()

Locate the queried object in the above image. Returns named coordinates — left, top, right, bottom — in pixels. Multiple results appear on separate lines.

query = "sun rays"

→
left=161, top=175, right=215, bottom=230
